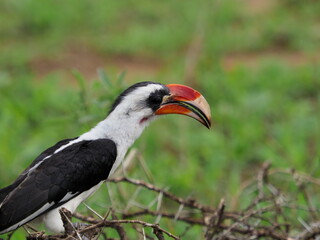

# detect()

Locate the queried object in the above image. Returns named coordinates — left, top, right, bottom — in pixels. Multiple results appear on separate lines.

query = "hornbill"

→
left=0, top=81, right=211, bottom=234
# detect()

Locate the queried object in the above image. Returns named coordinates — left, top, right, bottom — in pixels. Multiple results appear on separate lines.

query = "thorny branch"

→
left=108, top=177, right=215, bottom=213
left=22, top=163, right=320, bottom=240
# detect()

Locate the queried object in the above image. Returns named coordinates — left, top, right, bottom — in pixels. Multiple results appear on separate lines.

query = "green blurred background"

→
left=0, top=0, right=319, bottom=239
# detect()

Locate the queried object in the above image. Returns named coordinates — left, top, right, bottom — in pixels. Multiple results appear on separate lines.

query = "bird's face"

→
left=110, top=82, right=211, bottom=128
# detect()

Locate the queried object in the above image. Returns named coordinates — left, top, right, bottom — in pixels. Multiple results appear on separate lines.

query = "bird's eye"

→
left=146, top=90, right=166, bottom=111
left=149, top=94, right=163, bottom=104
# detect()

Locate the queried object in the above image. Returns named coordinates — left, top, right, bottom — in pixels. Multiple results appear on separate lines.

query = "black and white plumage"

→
left=0, top=81, right=211, bottom=234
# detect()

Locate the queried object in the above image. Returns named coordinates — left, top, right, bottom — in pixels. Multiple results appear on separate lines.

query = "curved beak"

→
left=155, top=84, right=212, bottom=129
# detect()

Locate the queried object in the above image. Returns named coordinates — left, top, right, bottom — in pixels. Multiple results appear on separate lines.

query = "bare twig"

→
left=108, top=177, right=215, bottom=213
left=204, top=198, right=225, bottom=239
left=297, top=221, right=320, bottom=240
left=77, top=219, right=179, bottom=240
left=121, top=209, right=204, bottom=225
left=59, top=208, right=76, bottom=236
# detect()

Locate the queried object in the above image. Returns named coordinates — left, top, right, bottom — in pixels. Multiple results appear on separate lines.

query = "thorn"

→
left=83, top=203, right=103, bottom=220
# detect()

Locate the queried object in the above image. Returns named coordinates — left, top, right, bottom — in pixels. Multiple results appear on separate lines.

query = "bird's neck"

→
left=78, top=111, right=155, bottom=175
left=81, top=111, right=154, bottom=152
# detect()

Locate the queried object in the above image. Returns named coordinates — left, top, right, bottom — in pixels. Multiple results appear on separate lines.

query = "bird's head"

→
left=108, top=81, right=211, bottom=129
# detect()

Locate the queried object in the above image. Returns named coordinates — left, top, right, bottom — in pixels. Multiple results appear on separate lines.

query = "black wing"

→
left=0, top=138, right=77, bottom=203
left=0, top=138, right=117, bottom=233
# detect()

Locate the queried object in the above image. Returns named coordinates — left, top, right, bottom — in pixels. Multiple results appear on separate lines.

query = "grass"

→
left=0, top=0, right=319, bottom=239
